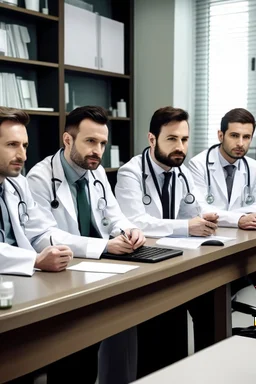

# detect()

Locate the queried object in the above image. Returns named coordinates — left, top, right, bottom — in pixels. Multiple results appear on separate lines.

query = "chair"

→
left=232, top=299, right=256, bottom=338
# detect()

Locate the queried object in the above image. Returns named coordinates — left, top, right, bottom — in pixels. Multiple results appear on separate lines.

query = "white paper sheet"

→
left=67, top=261, right=139, bottom=274
left=156, top=236, right=236, bottom=250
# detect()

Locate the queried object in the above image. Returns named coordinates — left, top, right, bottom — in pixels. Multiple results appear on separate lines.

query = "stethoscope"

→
left=50, top=153, right=110, bottom=227
left=0, top=178, right=29, bottom=231
left=205, top=144, right=255, bottom=205
left=141, top=147, right=195, bottom=205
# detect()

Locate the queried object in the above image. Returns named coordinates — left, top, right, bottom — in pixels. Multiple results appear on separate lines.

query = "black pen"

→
left=50, top=235, right=53, bottom=246
left=120, top=228, right=131, bottom=243
left=120, top=228, right=129, bottom=239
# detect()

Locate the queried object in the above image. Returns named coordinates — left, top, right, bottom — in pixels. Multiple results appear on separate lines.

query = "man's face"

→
left=64, top=118, right=108, bottom=170
left=149, top=120, right=189, bottom=169
left=0, top=121, right=28, bottom=183
left=218, top=122, right=254, bottom=163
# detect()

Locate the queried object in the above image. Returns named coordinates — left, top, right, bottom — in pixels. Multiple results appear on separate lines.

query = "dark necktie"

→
left=224, top=165, right=235, bottom=203
left=75, top=178, right=91, bottom=236
left=162, top=172, right=176, bottom=219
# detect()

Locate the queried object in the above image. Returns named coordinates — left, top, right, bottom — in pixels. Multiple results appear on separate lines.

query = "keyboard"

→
left=102, top=246, right=183, bottom=263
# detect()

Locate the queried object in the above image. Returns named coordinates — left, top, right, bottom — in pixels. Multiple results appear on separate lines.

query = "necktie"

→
left=162, top=172, right=172, bottom=219
left=75, top=178, right=91, bottom=236
left=224, top=165, right=235, bottom=203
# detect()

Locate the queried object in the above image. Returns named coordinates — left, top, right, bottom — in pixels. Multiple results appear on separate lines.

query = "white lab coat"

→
left=26, top=149, right=132, bottom=249
left=0, top=175, right=111, bottom=276
left=115, top=153, right=199, bottom=237
left=189, top=146, right=256, bottom=227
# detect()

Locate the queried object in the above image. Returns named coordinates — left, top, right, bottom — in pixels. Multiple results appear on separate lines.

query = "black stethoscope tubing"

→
left=6, top=178, right=29, bottom=227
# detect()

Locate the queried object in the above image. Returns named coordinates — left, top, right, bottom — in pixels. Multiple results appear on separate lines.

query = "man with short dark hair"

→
left=27, top=105, right=145, bottom=384
left=189, top=108, right=256, bottom=228
left=0, top=106, right=74, bottom=276
left=115, top=106, right=218, bottom=378
left=115, top=106, right=218, bottom=237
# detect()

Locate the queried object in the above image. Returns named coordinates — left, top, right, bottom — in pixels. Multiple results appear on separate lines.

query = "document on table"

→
left=67, top=261, right=139, bottom=274
left=156, top=236, right=236, bottom=250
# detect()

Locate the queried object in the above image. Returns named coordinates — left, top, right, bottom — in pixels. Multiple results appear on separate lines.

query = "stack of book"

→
left=0, top=22, right=30, bottom=59
left=0, top=72, right=54, bottom=111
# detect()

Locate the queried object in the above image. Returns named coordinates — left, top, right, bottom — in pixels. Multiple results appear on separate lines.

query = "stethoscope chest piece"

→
left=184, top=192, right=195, bottom=204
left=142, top=194, right=151, bottom=205
left=101, top=217, right=109, bottom=226
left=245, top=194, right=255, bottom=205
left=206, top=193, right=214, bottom=204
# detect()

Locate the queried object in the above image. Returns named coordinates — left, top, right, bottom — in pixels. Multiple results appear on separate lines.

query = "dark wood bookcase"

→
left=0, top=0, right=134, bottom=177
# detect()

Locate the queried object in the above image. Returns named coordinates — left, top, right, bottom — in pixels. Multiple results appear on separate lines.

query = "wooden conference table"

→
left=1, top=228, right=256, bottom=382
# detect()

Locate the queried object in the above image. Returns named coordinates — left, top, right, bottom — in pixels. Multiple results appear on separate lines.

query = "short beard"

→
left=154, top=141, right=186, bottom=167
left=70, top=142, right=101, bottom=170
left=221, top=142, right=246, bottom=160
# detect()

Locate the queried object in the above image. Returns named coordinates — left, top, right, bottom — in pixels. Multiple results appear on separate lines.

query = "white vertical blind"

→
left=193, top=0, right=256, bottom=158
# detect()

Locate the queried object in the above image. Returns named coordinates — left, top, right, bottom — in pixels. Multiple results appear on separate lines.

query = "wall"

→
left=134, top=0, right=175, bottom=154
left=173, top=0, right=194, bottom=160
left=134, top=0, right=194, bottom=158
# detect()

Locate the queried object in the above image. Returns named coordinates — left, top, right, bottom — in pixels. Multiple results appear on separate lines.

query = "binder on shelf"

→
left=0, top=72, right=54, bottom=111
left=0, top=25, right=7, bottom=56
left=1, top=22, right=30, bottom=59
left=110, top=145, right=120, bottom=168
left=20, top=79, right=32, bottom=109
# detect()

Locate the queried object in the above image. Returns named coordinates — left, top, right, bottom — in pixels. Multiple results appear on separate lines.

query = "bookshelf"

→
left=0, top=0, right=134, bottom=176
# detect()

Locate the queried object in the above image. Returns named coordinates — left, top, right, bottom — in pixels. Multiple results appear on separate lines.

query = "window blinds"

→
left=193, top=0, right=256, bottom=158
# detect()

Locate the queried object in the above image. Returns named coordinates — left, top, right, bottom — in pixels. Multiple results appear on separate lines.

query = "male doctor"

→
left=27, top=105, right=145, bottom=384
left=115, top=106, right=218, bottom=236
left=189, top=108, right=256, bottom=229
left=0, top=106, right=74, bottom=277
left=115, top=106, right=218, bottom=377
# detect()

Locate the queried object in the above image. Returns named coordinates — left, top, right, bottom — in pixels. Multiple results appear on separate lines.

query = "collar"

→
left=218, top=148, right=240, bottom=170
left=60, top=149, right=87, bottom=185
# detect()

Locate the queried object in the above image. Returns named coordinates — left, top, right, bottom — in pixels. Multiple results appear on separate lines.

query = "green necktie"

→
left=76, top=178, right=91, bottom=236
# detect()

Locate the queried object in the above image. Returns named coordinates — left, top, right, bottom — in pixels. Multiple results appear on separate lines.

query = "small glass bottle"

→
left=0, top=280, right=14, bottom=309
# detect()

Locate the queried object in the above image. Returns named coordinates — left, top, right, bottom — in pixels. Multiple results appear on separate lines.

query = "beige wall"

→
left=134, top=0, right=175, bottom=154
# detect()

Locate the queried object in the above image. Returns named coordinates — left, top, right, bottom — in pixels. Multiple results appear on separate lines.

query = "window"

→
left=193, top=0, right=256, bottom=157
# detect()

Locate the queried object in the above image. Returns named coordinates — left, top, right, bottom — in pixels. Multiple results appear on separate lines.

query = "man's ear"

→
left=218, top=130, right=223, bottom=143
left=148, top=132, right=156, bottom=147
left=63, top=132, right=72, bottom=148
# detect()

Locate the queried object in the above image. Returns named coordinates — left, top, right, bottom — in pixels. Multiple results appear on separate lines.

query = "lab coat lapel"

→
left=145, top=161, right=163, bottom=216
left=229, top=160, right=246, bottom=208
left=210, top=147, right=228, bottom=202
left=53, top=151, right=78, bottom=222
left=174, top=168, right=183, bottom=218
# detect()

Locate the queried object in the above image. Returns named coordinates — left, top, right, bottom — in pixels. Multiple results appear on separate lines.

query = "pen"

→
left=120, top=228, right=129, bottom=240
left=50, top=235, right=53, bottom=246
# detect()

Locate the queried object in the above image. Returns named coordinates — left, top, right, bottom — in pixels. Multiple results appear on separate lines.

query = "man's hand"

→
left=189, top=217, right=217, bottom=237
left=124, top=228, right=146, bottom=250
left=107, top=236, right=134, bottom=254
left=238, top=214, right=256, bottom=230
left=202, top=212, right=219, bottom=224
left=35, top=245, right=73, bottom=272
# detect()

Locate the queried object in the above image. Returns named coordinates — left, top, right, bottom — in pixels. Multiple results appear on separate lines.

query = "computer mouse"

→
left=201, top=240, right=224, bottom=246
